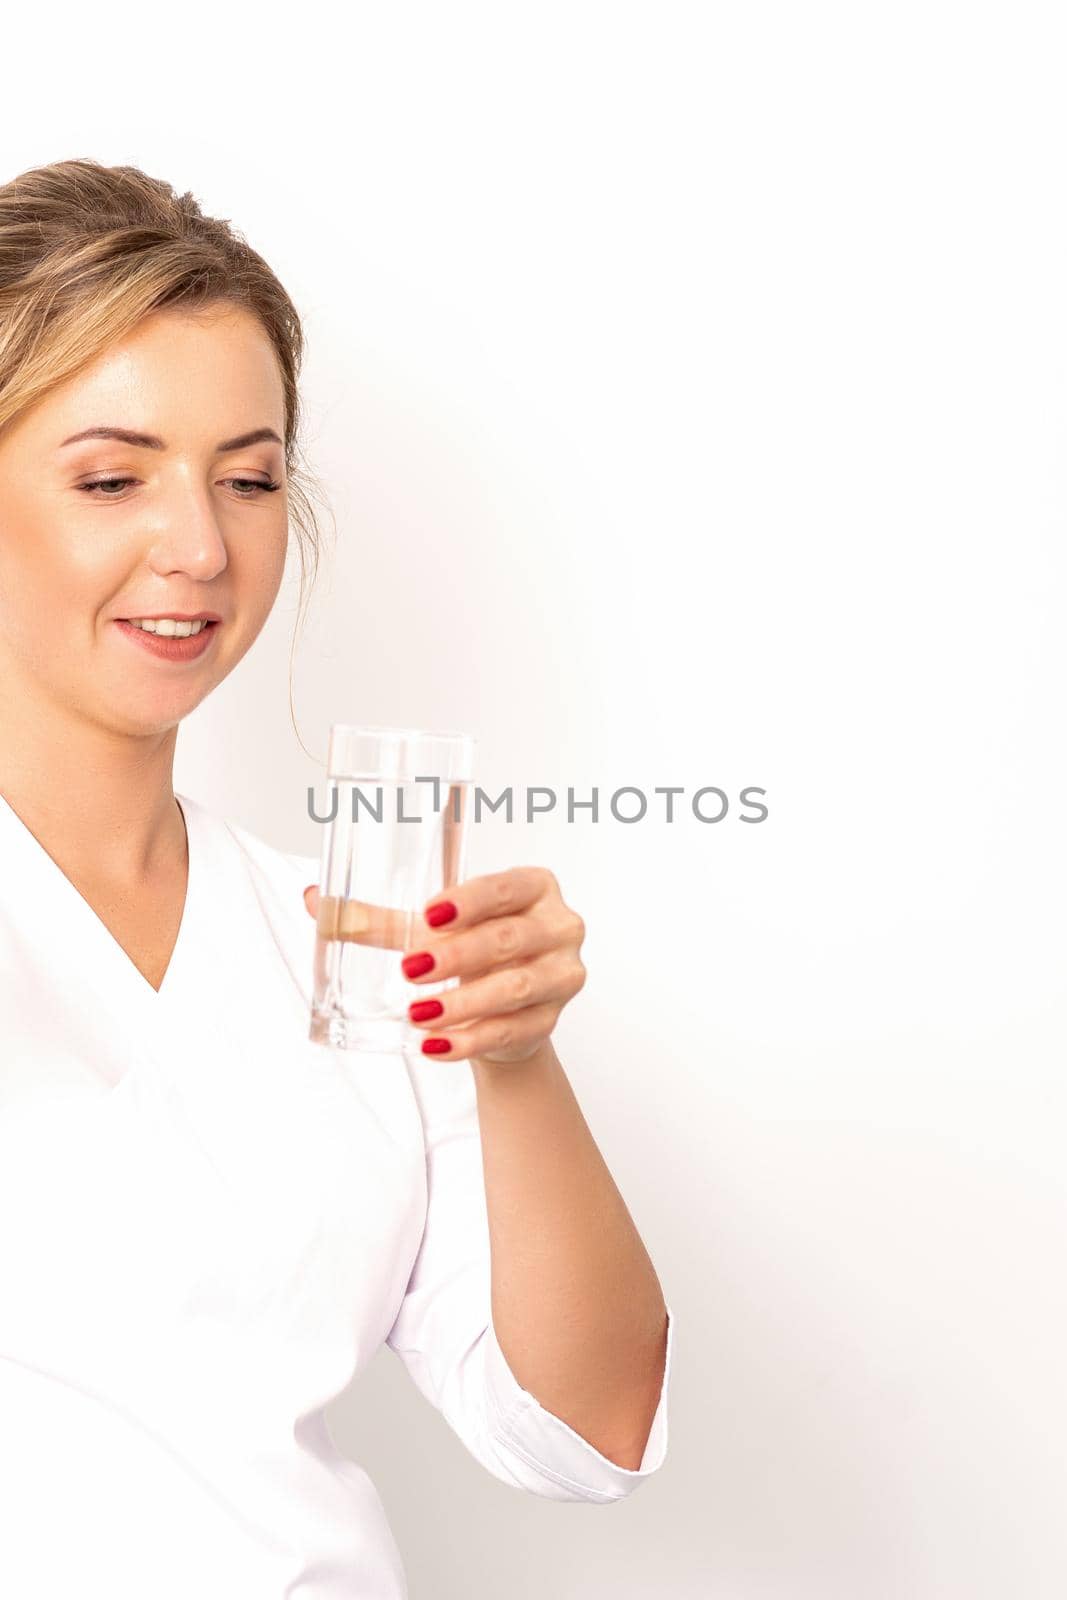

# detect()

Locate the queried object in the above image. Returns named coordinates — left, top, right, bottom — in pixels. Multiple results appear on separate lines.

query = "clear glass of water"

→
left=309, top=724, right=476, bottom=1053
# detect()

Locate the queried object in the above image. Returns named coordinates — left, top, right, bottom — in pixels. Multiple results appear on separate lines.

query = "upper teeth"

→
left=127, top=618, right=210, bottom=637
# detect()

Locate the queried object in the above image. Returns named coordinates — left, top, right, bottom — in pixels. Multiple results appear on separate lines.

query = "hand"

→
left=303, top=868, right=587, bottom=1063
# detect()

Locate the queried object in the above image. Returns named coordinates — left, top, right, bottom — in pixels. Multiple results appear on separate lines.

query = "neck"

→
left=0, top=674, right=184, bottom=882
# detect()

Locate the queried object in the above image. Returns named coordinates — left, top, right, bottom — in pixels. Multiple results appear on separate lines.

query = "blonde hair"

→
left=0, top=156, right=334, bottom=754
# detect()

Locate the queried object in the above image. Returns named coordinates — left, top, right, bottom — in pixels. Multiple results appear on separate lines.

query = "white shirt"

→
left=0, top=789, right=674, bottom=1598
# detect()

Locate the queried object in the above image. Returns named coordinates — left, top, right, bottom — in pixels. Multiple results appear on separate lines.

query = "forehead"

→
left=26, top=306, right=286, bottom=451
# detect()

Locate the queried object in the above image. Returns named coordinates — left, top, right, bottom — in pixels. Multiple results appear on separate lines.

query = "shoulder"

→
left=176, top=790, right=319, bottom=891
left=175, top=791, right=323, bottom=1002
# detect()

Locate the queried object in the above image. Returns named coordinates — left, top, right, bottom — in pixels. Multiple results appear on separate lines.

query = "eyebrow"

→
left=58, top=425, right=284, bottom=452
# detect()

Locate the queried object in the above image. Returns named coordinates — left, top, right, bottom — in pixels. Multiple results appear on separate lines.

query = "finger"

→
left=415, top=1000, right=560, bottom=1062
left=407, top=949, right=584, bottom=1031
left=400, top=904, right=578, bottom=983
left=305, top=886, right=412, bottom=950
left=421, top=866, right=556, bottom=932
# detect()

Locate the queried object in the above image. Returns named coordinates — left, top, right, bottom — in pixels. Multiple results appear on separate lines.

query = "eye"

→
left=76, top=477, right=282, bottom=500
left=77, top=477, right=136, bottom=497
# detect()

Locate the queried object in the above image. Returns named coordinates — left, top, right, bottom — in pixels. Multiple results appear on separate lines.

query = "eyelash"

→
left=76, top=477, right=282, bottom=500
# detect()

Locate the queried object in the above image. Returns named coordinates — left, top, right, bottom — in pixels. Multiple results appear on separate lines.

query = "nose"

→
left=144, top=481, right=229, bottom=583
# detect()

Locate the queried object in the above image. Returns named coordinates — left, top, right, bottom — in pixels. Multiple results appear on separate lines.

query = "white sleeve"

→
left=385, top=1054, right=674, bottom=1502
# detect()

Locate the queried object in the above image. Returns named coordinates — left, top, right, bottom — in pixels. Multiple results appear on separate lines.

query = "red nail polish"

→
left=422, top=1037, right=452, bottom=1055
left=425, top=899, right=458, bottom=928
left=409, top=998, right=444, bottom=1022
left=402, top=951, right=436, bottom=979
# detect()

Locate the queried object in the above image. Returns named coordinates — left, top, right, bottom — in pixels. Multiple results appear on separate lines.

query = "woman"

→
left=0, top=159, right=673, bottom=1598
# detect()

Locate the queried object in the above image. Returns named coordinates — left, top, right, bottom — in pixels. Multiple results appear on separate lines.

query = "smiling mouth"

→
left=118, top=618, right=220, bottom=636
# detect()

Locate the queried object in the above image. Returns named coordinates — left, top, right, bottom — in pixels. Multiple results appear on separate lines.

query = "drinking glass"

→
left=308, top=725, right=476, bottom=1052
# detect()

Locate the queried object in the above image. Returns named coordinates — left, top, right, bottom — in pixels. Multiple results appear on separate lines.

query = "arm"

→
left=305, top=863, right=675, bottom=1499
left=470, top=1035, right=670, bottom=1470
left=384, top=1042, right=674, bottom=1502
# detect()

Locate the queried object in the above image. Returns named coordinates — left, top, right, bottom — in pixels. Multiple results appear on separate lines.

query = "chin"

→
left=91, top=685, right=216, bottom=739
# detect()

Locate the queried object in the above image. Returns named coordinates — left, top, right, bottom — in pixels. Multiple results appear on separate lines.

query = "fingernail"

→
left=425, top=900, right=458, bottom=928
left=402, top=951, right=436, bottom=979
left=422, top=1037, right=452, bottom=1055
left=409, top=998, right=444, bottom=1022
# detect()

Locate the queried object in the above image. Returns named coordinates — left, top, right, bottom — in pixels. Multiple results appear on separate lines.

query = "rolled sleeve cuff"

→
left=482, top=1305, right=674, bottom=1502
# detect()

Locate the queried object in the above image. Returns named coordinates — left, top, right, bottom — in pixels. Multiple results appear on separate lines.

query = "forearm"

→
left=471, top=1038, right=669, bottom=1470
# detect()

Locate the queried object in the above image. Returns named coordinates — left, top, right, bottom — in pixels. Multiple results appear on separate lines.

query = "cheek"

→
left=0, top=516, right=122, bottom=644
left=230, top=526, right=290, bottom=626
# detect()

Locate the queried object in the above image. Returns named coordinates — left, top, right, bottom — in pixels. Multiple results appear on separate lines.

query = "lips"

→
left=113, top=617, right=220, bottom=659
left=118, top=612, right=222, bottom=623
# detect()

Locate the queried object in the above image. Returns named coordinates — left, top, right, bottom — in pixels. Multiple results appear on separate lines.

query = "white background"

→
left=6, top=4, right=1066, bottom=1595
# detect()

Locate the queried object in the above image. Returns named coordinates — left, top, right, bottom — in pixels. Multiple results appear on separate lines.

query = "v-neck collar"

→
left=0, top=787, right=203, bottom=1010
